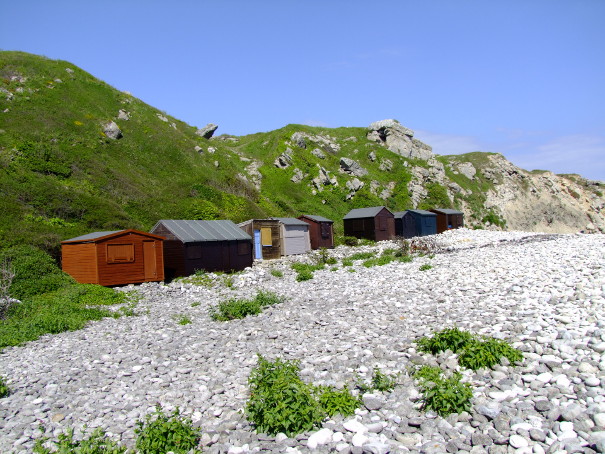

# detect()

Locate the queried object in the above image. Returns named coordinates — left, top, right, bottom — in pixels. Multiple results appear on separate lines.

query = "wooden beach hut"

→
left=271, top=217, right=312, bottom=256
left=394, top=210, right=437, bottom=238
left=343, top=206, right=395, bottom=241
left=430, top=208, right=464, bottom=233
left=150, top=220, right=252, bottom=278
left=237, top=219, right=281, bottom=260
left=298, top=215, right=334, bottom=249
left=61, top=230, right=165, bottom=286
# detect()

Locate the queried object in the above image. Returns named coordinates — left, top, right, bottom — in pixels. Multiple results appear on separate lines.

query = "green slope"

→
left=0, top=51, right=425, bottom=258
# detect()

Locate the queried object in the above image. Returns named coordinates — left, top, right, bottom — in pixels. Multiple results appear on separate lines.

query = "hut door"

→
left=253, top=230, right=262, bottom=260
left=143, top=241, right=157, bottom=280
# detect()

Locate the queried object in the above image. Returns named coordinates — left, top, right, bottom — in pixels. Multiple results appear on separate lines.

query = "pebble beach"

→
left=1, top=229, right=604, bottom=453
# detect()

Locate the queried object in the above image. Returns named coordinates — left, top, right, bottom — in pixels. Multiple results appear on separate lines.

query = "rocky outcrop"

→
left=311, top=166, right=337, bottom=192
left=196, top=123, right=218, bottom=139
left=367, top=119, right=433, bottom=161
left=479, top=155, right=605, bottom=233
left=340, top=157, right=367, bottom=177
left=102, top=121, right=122, bottom=140
left=274, top=148, right=293, bottom=168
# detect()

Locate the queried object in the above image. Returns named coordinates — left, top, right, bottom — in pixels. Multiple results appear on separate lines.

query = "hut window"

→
left=379, top=216, right=387, bottom=230
left=320, top=223, right=331, bottom=238
left=187, top=244, right=202, bottom=259
left=238, top=242, right=251, bottom=256
left=261, top=228, right=272, bottom=246
left=107, top=244, right=134, bottom=263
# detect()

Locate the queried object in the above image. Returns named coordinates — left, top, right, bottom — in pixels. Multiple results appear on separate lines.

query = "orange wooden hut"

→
left=61, top=230, right=165, bottom=286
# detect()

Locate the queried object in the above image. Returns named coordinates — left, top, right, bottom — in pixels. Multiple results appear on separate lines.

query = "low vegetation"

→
left=33, top=405, right=201, bottom=454
left=413, top=366, right=473, bottom=417
left=209, top=290, right=283, bottom=321
left=357, top=367, right=398, bottom=393
left=416, top=327, right=523, bottom=370
left=0, top=376, right=9, bottom=398
left=291, top=262, right=324, bottom=281
left=246, top=355, right=360, bottom=436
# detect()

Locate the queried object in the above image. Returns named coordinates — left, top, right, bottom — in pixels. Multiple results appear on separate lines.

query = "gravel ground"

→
left=0, top=229, right=604, bottom=453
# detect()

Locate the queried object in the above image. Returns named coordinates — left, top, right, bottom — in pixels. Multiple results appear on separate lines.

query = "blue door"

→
left=254, top=230, right=262, bottom=259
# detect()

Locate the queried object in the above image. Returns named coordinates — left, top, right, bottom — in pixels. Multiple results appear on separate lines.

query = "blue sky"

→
left=2, top=1, right=604, bottom=180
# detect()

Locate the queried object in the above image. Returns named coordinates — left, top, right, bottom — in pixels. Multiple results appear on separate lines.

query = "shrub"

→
left=0, top=376, right=9, bottom=398
left=246, top=355, right=324, bottom=436
left=0, top=245, right=74, bottom=300
left=317, top=386, right=360, bottom=417
left=210, top=290, right=283, bottom=321
left=413, top=366, right=473, bottom=417
left=296, top=269, right=314, bottom=281
left=343, top=236, right=358, bottom=246
left=416, top=327, right=523, bottom=370
left=246, top=355, right=361, bottom=436
left=416, top=327, right=474, bottom=355
left=33, top=427, right=126, bottom=454
left=135, top=405, right=201, bottom=454
left=458, top=337, right=523, bottom=370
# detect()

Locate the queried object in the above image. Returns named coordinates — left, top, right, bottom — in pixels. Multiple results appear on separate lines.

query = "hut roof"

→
left=300, top=215, right=333, bottom=223
left=153, top=220, right=251, bottom=243
left=432, top=208, right=464, bottom=215
left=271, top=217, right=309, bottom=226
left=62, top=229, right=164, bottom=244
left=394, top=210, right=436, bottom=218
left=343, top=206, right=392, bottom=220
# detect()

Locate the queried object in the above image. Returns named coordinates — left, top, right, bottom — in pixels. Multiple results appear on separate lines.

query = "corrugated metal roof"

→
left=301, top=215, right=334, bottom=223
left=271, top=217, right=309, bottom=226
left=432, top=208, right=464, bottom=215
left=64, top=231, right=123, bottom=242
left=153, top=220, right=251, bottom=243
left=343, top=206, right=391, bottom=219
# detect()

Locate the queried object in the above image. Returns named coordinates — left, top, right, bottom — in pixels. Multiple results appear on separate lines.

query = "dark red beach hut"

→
left=298, top=215, right=335, bottom=249
left=61, top=230, right=165, bottom=286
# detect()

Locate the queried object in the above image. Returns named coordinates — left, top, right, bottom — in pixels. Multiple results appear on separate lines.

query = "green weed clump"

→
left=175, top=314, right=192, bottom=325
left=0, top=376, right=9, bottom=398
left=210, top=290, right=282, bottom=321
left=135, top=405, right=202, bottom=454
left=348, top=251, right=375, bottom=261
left=417, top=327, right=523, bottom=370
left=291, top=262, right=324, bottom=282
left=419, top=264, right=432, bottom=271
left=246, top=355, right=360, bottom=436
left=357, top=367, right=398, bottom=393
left=270, top=269, right=283, bottom=278
left=33, top=427, right=127, bottom=454
left=413, top=366, right=473, bottom=417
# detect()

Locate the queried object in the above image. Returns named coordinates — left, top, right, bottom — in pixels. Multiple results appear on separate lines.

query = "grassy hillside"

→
left=0, top=51, right=424, bottom=258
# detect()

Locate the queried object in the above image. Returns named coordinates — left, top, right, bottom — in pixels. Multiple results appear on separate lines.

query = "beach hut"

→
left=394, top=210, right=437, bottom=238
left=430, top=208, right=464, bottom=233
left=237, top=219, right=281, bottom=260
left=61, top=230, right=165, bottom=286
left=298, top=215, right=334, bottom=249
left=150, top=220, right=252, bottom=278
left=271, top=217, right=312, bottom=256
left=343, top=206, right=395, bottom=241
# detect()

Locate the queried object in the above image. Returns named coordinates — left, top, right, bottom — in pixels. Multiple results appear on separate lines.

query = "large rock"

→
left=340, top=157, right=368, bottom=177
left=103, top=121, right=122, bottom=140
left=291, top=132, right=307, bottom=148
left=367, top=119, right=433, bottom=161
left=196, top=123, right=218, bottom=139
left=274, top=148, right=293, bottom=168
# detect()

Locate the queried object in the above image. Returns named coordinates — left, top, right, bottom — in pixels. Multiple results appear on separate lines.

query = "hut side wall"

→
left=61, top=243, right=98, bottom=284
left=182, top=240, right=253, bottom=275
left=95, top=234, right=164, bottom=286
left=344, top=218, right=377, bottom=240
